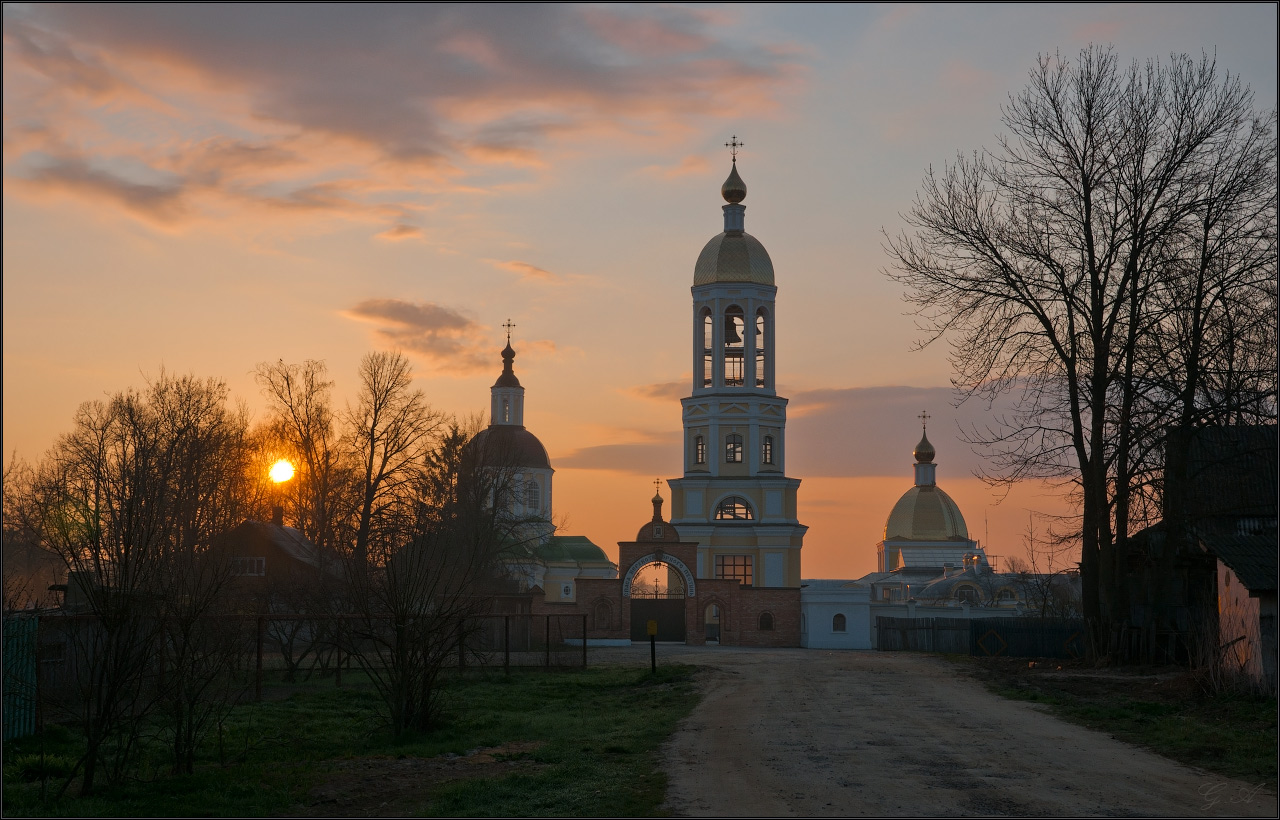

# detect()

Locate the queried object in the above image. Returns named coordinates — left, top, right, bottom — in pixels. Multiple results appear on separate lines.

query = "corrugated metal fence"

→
left=3, top=616, right=39, bottom=740
left=876, top=616, right=1088, bottom=659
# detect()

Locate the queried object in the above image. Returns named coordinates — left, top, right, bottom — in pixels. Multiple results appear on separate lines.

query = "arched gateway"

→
left=533, top=489, right=797, bottom=647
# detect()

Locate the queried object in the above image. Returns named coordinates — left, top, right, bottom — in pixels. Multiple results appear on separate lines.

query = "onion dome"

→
left=721, top=162, right=747, bottom=203
left=637, top=491, right=681, bottom=542
left=914, top=431, right=935, bottom=463
left=494, top=341, right=520, bottom=388
left=466, top=425, right=551, bottom=470
left=884, top=485, right=970, bottom=541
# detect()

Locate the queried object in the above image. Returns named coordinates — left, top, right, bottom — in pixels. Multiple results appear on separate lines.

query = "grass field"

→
left=961, top=656, right=1277, bottom=789
left=2, top=663, right=700, bottom=817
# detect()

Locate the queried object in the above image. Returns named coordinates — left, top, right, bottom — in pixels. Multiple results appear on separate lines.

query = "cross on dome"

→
left=725, top=134, right=744, bottom=162
left=919, top=410, right=930, bottom=431
left=503, top=318, right=517, bottom=344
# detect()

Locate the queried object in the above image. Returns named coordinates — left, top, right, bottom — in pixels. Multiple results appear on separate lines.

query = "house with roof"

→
left=1131, top=426, right=1277, bottom=691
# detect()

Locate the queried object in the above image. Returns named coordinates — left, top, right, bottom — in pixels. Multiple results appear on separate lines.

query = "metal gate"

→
left=630, top=598, right=686, bottom=641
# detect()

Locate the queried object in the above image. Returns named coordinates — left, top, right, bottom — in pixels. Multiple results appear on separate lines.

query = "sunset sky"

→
left=4, top=4, right=1276, bottom=578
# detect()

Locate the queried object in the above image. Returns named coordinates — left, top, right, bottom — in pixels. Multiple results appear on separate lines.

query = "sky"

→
left=4, top=3, right=1276, bottom=579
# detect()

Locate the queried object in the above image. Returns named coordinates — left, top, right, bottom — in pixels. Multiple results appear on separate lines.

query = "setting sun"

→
left=269, top=459, right=295, bottom=483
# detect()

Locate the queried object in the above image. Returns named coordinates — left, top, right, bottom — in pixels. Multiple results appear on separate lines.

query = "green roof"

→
left=535, top=536, right=611, bottom=564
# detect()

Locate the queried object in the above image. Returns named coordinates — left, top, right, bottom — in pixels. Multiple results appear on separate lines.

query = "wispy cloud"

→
left=624, top=381, right=687, bottom=402
left=639, top=154, right=709, bottom=179
left=3, top=5, right=804, bottom=233
left=788, top=385, right=1011, bottom=478
left=344, top=299, right=491, bottom=374
left=489, top=259, right=559, bottom=283
left=557, top=430, right=681, bottom=475
left=376, top=223, right=424, bottom=241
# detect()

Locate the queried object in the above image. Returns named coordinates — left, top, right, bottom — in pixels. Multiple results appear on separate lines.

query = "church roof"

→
left=884, top=485, right=970, bottom=541
left=535, top=535, right=611, bottom=564
left=694, top=231, right=775, bottom=286
left=467, top=425, right=551, bottom=470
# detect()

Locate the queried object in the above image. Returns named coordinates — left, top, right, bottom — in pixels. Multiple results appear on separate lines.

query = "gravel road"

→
left=590, top=644, right=1276, bottom=817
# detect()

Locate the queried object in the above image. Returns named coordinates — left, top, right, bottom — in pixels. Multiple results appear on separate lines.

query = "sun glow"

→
left=269, top=459, right=295, bottom=483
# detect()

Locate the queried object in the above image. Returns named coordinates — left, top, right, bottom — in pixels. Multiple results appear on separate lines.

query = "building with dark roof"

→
left=470, top=336, right=617, bottom=603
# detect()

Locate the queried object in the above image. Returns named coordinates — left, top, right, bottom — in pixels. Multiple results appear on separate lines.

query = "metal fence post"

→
left=581, top=614, right=587, bottom=668
left=255, top=615, right=264, bottom=702
left=544, top=615, right=550, bottom=668
left=504, top=615, right=510, bottom=674
left=458, top=620, right=465, bottom=669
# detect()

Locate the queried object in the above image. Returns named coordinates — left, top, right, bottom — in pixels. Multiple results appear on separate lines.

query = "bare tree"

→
left=25, top=372, right=254, bottom=792
left=886, top=47, right=1276, bottom=650
left=344, top=351, right=444, bottom=574
left=254, top=360, right=351, bottom=553
left=345, top=420, right=539, bottom=736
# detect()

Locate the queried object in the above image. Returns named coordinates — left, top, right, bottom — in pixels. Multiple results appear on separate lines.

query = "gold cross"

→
left=503, top=318, right=516, bottom=343
left=919, top=410, right=931, bottom=430
left=653, top=478, right=662, bottom=496
left=725, top=135, right=744, bottom=162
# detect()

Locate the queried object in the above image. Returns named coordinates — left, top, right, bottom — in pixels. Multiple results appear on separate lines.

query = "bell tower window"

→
left=502, top=399, right=510, bottom=423
left=695, top=435, right=706, bottom=464
left=755, top=309, right=769, bottom=388
left=725, top=434, right=743, bottom=463
left=714, top=496, right=754, bottom=520
left=702, top=310, right=713, bottom=387
left=723, top=306, right=745, bottom=386
left=762, top=435, right=774, bottom=465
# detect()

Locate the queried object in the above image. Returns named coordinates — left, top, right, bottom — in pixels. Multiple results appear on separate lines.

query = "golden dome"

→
left=884, top=485, right=970, bottom=541
left=721, top=162, right=747, bottom=203
left=693, top=232, right=775, bottom=285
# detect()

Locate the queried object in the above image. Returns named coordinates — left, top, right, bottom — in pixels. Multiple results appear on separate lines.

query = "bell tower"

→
left=668, top=143, right=806, bottom=588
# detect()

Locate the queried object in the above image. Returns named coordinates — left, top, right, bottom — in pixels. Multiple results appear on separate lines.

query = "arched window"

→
left=832, top=613, right=847, bottom=632
left=723, top=306, right=745, bottom=386
left=525, top=480, right=540, bottom=513
left=758, top=612, right=774, bottom=631
left=762, top=435, right=774, bottom=465
left=702, top=310, right=713, bottom=387
left=755, top=308, right=769, bottom=387
left=714, top=496, right=754, bottom=520
left=695, top=435, right=706, bottom=464
left=955, top=586, right=979, bottom=604
left=997, top=588, right=1016, bottom=602
left=725, top=434, right=743, bottom=463
left=593, top=599, right=611, bottom=630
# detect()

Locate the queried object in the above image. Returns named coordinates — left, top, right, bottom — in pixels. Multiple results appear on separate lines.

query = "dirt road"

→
left=593, top=645, right=1276, bottom=817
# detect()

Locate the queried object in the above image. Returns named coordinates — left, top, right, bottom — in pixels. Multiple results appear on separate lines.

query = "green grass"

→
left=968, top=660, right=1276, bottom=789
left=2, top=664, right=700, bottom=817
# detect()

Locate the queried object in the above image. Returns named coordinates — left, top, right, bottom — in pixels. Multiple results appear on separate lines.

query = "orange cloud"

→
left=624, top=381, right=686, bottom=402
left=3, top=5, right=806, bottom=236
left=489, top=259, right=559, bottom=283
left=376, top=223, right=424, bottom=241
left=640, top=154, right=709, bottom=179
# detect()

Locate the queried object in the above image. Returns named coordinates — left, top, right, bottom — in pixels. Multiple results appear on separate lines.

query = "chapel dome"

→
left=534, top=535, right=610, bottom=563
left=466, top=425, right=551, bottom=470
left=884, top=485, right=970, bottom=541
left=694, top=232, right=775, bottom=286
